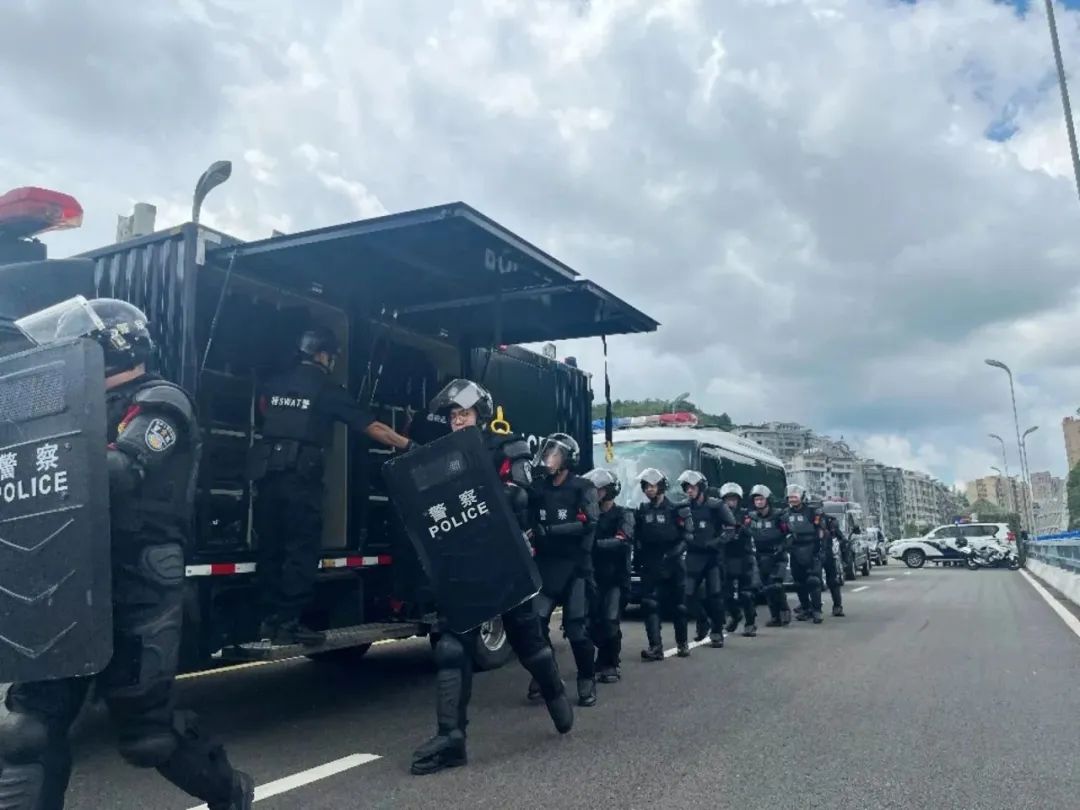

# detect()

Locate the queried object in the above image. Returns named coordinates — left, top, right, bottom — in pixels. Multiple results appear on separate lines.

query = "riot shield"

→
left=0, top=338, right=112, bottom=681
left=382, top=426, right=541, bottom=634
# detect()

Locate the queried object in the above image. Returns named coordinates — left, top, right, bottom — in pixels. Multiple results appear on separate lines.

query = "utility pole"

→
left=1045, top=0, right=1080, bottom=203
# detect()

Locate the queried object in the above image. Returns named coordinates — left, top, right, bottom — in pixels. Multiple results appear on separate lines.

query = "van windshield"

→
left=596, top=440, right=694, bottom=508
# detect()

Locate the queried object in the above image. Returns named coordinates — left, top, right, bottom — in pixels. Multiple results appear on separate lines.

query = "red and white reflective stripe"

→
left=320, top=555, right=393, bottom=570
left=185, top=562, right=257, bottom=577
left=185, top=556, right=393, bottom=577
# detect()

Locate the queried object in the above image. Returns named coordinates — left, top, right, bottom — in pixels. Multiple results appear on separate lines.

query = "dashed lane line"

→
left=186, top=754, right=382, bottom=809
left=883, top=577, right=896, bottom=582
left=851, top=585, right=869, bottom=593
left=662, top=637, right=712, bottom=659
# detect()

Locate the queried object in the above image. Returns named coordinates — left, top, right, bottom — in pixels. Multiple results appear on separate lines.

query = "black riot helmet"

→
left=537, top=433, right=580, bottom=474
left=299, top=326, right=340, bottom=360
left=637, top=467, right=667, bottom=495
left=29, top=296, right=154, bottom=376
left=583, top=468, right=621, bottom=502
left=429, top=378, right=495, bottom=426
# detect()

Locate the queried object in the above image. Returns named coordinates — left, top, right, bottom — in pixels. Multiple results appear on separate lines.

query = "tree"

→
left=902, top=522, right=922, bottom=537
left=970, top=499, right=1022, bottom=537
left=1067, top=464, right=1080, bottom=530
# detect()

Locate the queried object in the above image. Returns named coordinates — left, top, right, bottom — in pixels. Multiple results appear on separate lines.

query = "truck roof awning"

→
left=208, top=202, right=658, bottom=345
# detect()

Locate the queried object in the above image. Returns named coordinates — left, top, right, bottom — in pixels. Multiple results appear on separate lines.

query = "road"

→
left=54, top=566, right=1080, bottom=809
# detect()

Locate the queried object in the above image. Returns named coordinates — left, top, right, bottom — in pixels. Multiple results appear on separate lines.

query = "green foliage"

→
left=970, top=499, right=1022, bottom=536
left=590, top=398, right=733, bottom=430
left=1067, top=464, right=1080, bottom=530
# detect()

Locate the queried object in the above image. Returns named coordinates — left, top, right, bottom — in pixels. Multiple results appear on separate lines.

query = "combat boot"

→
left=208, top=771, right=255, bottom=810
left=410, top=730, right=467, bottom=775
left=545, top=690, right=574, bottom=734
left=725, top=612, right=741, bottom=634
left=780, top=609, right=793, bottom=626
left=640, top=645, right=665, bottom=662
left=742, top=624, right=757, bottom=637
left=811, top=610, right=823, bottom=624
left=709, top=631, right=725, bottom=648
left=765, top=610, right=782, bottom=628
left=527, top=677, right=543, bottom=702
left=676, top=643, right=691, bottom=658
left=597, top=665, right=620, bottom=684
left=577, top=677, right=597, bottom=707
left=694, top=620, right=711, bottom=642
left=832, top=605, right=845, bottom=617
left=795, top=608, right=809, bottom=622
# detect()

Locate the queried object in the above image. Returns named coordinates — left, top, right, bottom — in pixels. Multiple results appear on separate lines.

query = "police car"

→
left=888, top=522, right=1013, bottom=568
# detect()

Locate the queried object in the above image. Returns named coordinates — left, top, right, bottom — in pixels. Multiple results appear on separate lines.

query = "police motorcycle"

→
left=963, top=540, right=1021, bottom=571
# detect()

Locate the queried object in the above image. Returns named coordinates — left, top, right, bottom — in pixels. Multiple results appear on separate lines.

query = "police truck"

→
left=0, top=185, right=659, bottom=673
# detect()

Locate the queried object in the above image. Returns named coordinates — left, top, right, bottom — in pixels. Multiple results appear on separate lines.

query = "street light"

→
left=1021, top=425, right=1040, bottom=536
left=986, top=359, right=1030, bottom=530
left=988, top=433, right=1009, bottom=479
left=192, top=160, right=232, bottom=225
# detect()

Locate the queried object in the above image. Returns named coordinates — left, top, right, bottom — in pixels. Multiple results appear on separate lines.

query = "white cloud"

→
left=5, top=0, right=1080, bottom=483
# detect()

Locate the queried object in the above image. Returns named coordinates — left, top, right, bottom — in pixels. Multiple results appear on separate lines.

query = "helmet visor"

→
left=15, top=296, right=105, bottom=347
left=430, top=379, right=485, bottom=414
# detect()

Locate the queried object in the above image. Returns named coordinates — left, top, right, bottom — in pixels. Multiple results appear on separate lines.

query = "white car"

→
left=888, top=523, right=1013, bottom=569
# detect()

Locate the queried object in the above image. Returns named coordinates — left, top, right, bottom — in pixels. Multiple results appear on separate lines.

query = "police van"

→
left=592, top=419, right=787, bottom=604
left=0, top=186, right=658, bottom=673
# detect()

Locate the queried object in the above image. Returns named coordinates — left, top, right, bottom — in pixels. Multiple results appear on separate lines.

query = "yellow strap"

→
left=605, top=440, right=614, bottom=463
left=489, top=405, right=512, bottom=435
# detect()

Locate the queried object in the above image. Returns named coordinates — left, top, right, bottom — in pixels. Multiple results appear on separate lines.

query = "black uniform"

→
left=785, top=503, right=825, bottom=620
left=253, top=360, right=376, bottom=628
left=683, top=496, right=733, bottom=646
left=723, top=507, right=760, bottom=632
left=824, top=516, right=845, bottom=614
left=591, top=503, right=634, bottom=676
left=412, top=431, right=572, bottom=775
left=748, top=507, right=792, bottom=625
left=636, top=497, right=694, bottom=653
left=531, top=475, right=600, bottom=696
left=0, top=376, right=250, bottom=809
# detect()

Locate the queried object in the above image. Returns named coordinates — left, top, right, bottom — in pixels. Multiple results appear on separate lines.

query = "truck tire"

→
left=306, top=644, right=373, bottom=665
left=861, top=557, right=871, bottom=576
left=470, top=616, right=514, bottom=671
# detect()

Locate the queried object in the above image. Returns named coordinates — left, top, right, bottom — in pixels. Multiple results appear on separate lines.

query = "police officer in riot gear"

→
left=636, top=468, right=694, bottom=660
left=784, top=485, right=825, bottom=624
left=527, top=434, right=600, bottom=707
left=411, top=379, right=573, bottom=776
left=719, top=483, right=760, bottom=637
left=0, top=298, right=254, bottom=810
left=677, top=470, right=732, bottom=650
left=747, top=485, right=793, bottom=627
left=252, top=325, right=414, bottom=646
left=583, top=469, right=632, bottom=684
left=823, top=513, right=846, bottom=617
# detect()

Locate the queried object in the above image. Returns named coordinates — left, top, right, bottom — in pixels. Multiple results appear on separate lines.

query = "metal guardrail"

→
left=1028, top=531, right=1080, bottom=574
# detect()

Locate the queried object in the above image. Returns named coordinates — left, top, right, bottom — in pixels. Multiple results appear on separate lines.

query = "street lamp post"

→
left=986, top=359, right=1029, bottom=531
left=192, top=160, right=233, bottom=225
left=1022, top=425, right=1040, bottom=536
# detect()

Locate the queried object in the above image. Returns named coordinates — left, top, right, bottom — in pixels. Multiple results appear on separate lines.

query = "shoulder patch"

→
left=144, top=417, right=177, bottom=453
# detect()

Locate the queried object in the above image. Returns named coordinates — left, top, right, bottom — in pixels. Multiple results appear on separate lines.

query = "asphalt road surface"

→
left=48, top=566, right=1080, bottom=809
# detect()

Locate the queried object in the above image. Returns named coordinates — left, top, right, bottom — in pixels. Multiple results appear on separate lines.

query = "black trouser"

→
left=790, top=546, right=823, bottom=612
left=725, top=557, right=758, bottom=627
left=639, top=548, right=687, bottom=648
left=254, top=472, right=323, bottom=624
left=0, top=541, right=241, bottom=809
left=684, top=549, right=724, bottom=636
left=757, top=552, right=790, bottom=620
left=824, top=554, right=842, bottom=607
left=534, top=557, right=595, bottom=681
left=591, top=576, right=624, bottom=670
left=430, top=600, right=565, bottom=736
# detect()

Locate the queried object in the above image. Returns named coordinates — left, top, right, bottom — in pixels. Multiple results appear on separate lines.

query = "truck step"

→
left=214, top=622, right=422, bottom=662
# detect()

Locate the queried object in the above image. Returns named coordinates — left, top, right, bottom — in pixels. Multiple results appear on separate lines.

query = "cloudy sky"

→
left=5, top=0, right=1080, bottom=487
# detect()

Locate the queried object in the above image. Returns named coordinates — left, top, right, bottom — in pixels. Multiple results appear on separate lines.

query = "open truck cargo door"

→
left=206, top=202, right=658, bottom=347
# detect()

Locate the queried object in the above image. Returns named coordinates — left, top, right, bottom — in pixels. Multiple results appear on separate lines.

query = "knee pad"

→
left=0, top=710, right=49, bottom=762
left=807, top=576, right=822, bottom=590
left=564, top=619, right=589, bottom=644
left=117, top=730, right=178, bottom=768
left=534, top=593, right=556, bottom=620
left=673, top=602, right=689, bottom=618
left=641, top=598, right=659, bottom=615
left=433, top=634, right=468, bottom=670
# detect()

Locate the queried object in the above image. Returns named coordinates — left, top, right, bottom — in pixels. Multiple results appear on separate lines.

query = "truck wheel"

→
left=903, top=549, right=926, bottom=569
left=306, top=644, right=372, bottom=665
left=471, top=616, right=514, bottom=671
left=861, top=558, right=871, bottom=576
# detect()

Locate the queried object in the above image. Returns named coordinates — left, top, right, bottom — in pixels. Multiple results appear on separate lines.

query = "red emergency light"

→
left=0, top=187, right=84, bottom=240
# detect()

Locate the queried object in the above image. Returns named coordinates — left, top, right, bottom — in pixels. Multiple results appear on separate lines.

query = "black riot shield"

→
left=382, top=426, right=541, bottom=633
left=0, top=338, right=112, bottom=681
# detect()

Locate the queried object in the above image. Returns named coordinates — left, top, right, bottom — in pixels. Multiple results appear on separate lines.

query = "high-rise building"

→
left=733, top=422, right=816, bottom=464
left=1062, top=416, right=1080, bottom=473
left=964, top=475, right=1033, bottom=528
left=1030, top=471, right=1065, bottom=504
left=1030, top=471, right=1067, bottom=537
left=901, top=470, right=940, bottom=532
left=854, top=460, right=904, bottom=539
left=788, top=447, right=855, bottom=501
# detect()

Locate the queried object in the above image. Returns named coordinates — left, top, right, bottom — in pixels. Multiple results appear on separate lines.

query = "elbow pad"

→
left=107, top=448, right=143, bottom=494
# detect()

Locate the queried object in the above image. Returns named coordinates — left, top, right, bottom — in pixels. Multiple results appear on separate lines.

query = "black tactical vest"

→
left=786, top=506, right=821, bottom=547
left=636, top=498, right=682, bottom=547
left=687, top=497, right=725, bottom=551
left=748, top=510, right=786, bottom=555
left=260, top=362, right=336, bottom=447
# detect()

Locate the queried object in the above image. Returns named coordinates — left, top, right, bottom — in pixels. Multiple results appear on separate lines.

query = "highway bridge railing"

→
left=1026, top=531, right=1080, bottom=608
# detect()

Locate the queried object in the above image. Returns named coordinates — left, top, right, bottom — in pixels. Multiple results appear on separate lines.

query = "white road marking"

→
left=851, top=585, right=869, bottom=593
left=1021, top=569, right=1080, bottom=641
left=663, top=637, right=712, bottom=659
left=904, top=571, right=913, bottom=576
left=884, top=577, right=896, bottom=582
left=186, top=754, right=382, bottom=809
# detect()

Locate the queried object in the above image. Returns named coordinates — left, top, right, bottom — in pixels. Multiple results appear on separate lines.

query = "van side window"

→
left=700, top=446, right=723, bottom=488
